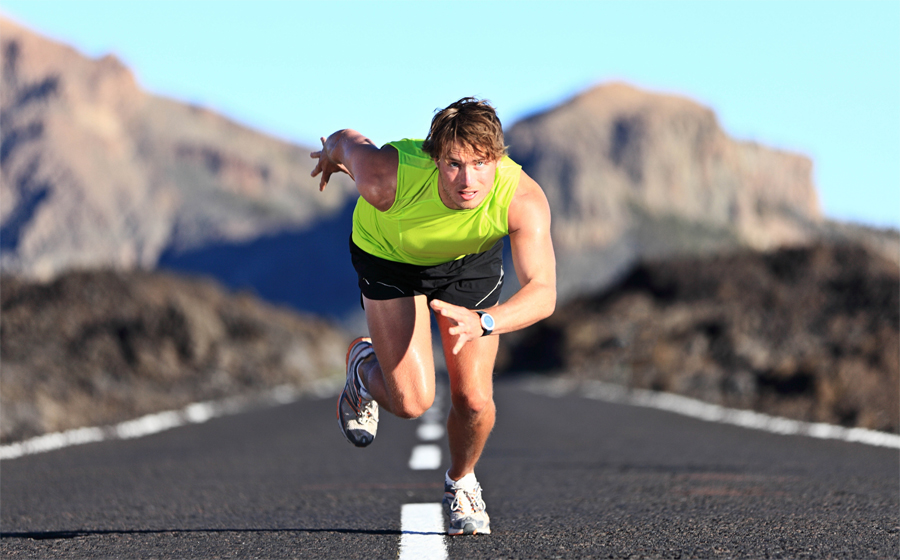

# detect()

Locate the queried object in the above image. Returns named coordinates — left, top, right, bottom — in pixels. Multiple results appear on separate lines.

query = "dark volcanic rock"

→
left=501, top=243, right=899, bottom=433
left=0, top=270, right=349, bottom=443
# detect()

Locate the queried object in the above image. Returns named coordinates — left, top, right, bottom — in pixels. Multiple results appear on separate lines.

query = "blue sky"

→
left=3, top=0, right=898, bottom=229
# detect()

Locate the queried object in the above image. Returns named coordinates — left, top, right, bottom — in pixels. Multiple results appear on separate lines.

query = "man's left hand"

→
left=310, top=135, right=354, bottom=191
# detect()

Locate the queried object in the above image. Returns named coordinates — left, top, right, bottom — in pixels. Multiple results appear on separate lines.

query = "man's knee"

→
left=450, top=388, right=493, bottom=417
left=392, top=393, right=434, bottom=419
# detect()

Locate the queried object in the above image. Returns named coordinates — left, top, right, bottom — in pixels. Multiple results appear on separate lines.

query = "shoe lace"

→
left=450, top=484, right=485, bottom=515
left=356, top=398, right=377, bottom=425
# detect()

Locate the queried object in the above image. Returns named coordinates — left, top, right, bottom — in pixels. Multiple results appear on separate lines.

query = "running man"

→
left=310, top=97, right=556, bottom=536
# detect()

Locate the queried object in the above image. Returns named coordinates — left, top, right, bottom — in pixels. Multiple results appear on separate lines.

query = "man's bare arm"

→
left=430, top=170, right=556, bottom=354
left=310, top=129, right=398, bottom=211
left=492, top=170, right=557, bottom=332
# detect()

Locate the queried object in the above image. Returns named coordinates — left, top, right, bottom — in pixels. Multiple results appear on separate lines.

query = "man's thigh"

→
left=363, top=294, right=436, bottom=401
left=435, top=312, right=499, bottom=404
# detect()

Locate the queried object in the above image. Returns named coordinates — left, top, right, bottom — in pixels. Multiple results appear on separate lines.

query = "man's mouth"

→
left=459, top=190, right=477, bottom=201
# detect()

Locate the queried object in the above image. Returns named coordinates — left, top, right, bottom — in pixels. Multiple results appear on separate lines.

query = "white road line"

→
left=0, top=381, right=342, bottom=460
left=416, top=423, right=445, bottom=441
left=400, top=390, right=448, bottom=557
left=409, top=392, right=445, bottom=469
left=525, top=377, right=900, bottom=449
left=409, top=444, right=442, bottom=470
left=399, top=503, right=447, bottom=560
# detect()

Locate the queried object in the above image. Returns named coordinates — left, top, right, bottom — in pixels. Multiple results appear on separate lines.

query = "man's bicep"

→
left=508, top=179, right=555, bottom=288
left=510, top=225, right=556, bottom=288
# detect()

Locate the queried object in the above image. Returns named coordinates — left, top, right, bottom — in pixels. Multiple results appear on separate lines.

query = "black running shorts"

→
left=349, top=237, right=504, bottom=310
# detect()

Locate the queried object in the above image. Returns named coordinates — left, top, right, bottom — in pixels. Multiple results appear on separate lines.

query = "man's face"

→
left=435, top=143, right=498, bottom=210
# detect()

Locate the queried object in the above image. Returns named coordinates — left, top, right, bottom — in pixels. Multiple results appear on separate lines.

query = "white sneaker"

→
left=442, top=479, right=491, bottom=535
left=337, top=337, right=378, bottom=447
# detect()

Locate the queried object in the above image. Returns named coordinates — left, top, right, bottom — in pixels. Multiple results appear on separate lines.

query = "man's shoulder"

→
left=384, top=139, right=435, bottom=177
left=494, top=156, right=523, bottom=202
left=497, top=155, right=522, bottom=176
left=386, top=139, right=427, bottom=158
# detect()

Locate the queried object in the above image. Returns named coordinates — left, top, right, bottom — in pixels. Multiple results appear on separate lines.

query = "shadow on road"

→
left=1, top=527, right=410, bottom=540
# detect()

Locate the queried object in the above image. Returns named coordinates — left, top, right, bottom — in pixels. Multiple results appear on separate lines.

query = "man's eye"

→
left=475, top=161, right=485, bottom=167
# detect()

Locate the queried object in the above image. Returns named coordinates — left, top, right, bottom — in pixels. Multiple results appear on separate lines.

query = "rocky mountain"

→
left=0, top=269, right=349, bottom=444
left=2, top=18, right=896, bottom=318
left=507, top=82, right=828, bottom=299
left=508, top=83, right=822, bottom=253
left=0, top=17, right=355, bottom=281
left=500, top=243, right=899, bottom=433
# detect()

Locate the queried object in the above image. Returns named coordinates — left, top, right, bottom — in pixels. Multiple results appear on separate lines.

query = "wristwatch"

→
left=476, top=311, right=495, bottom=337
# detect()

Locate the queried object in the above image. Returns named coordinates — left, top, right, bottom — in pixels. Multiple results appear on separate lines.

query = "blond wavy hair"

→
left=422, top=97, right=507, bottom=162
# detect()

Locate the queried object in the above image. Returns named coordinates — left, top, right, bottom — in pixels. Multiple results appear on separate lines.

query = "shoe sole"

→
left=447, top=523, right=490, bottom=536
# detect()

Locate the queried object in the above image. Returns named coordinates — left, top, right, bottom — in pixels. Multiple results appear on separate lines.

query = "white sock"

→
left=446, top=470, right=478, bottom=491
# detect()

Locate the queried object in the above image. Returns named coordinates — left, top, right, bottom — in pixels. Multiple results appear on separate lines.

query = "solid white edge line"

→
left=400, top=503, right=447, bottom=560
left=0, top=379, right=343, bottom=461
left=524, top=377, right=900, bottom=449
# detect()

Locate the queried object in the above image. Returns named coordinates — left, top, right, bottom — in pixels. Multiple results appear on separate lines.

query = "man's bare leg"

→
left=436, top=311, right=497, bottom=535
left=358, top=294, right=436, bottom=419
left=436, top=312, right=499, bottom=480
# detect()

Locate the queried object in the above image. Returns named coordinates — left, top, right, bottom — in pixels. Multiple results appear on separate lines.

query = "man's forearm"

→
left=487, top=280, right=556, bottom=336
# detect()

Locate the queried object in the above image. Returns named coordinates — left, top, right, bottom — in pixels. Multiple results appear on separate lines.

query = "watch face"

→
left=481, top=313, right=495, bottom=330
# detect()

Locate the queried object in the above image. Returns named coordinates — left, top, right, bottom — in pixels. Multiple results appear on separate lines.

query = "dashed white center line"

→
left=416, top=423, right=445, bottom=441
left=402, top=386, right=448, bottom=552
left=399, top=503, right=447, bottom=560
left=409, top=444, right=442, bottom=470
left=409, top=392, right=445, bottom=470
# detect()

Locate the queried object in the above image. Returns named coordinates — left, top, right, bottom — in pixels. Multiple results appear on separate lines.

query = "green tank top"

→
left=351, top=139, right=522, bottom=266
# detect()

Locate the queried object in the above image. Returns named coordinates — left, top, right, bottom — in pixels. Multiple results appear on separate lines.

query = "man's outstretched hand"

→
left=311, top=136, right=353, bottom=191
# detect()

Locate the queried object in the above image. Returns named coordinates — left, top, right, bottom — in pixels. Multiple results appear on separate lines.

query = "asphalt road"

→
left=2, top=378, right=898, bottom=559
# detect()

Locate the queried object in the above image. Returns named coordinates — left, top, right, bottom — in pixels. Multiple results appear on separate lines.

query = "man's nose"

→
left=460, top=165, right=474, bottom=186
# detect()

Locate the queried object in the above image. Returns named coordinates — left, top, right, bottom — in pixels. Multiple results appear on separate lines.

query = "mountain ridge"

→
left=507, top=81, right=821, bottom=252
left=0, top=16, right=355, bottom=280
left=1, top=17, right=896, bottom=318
